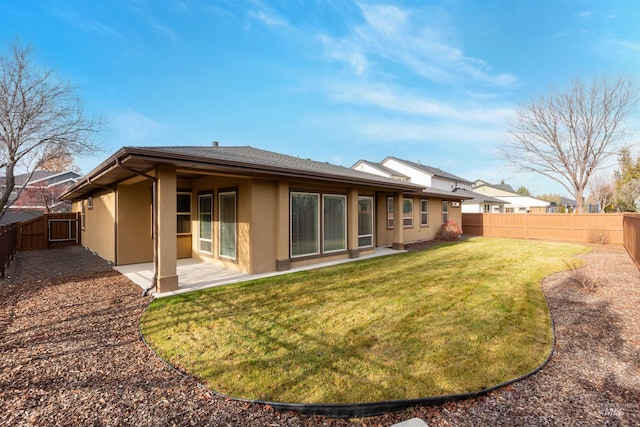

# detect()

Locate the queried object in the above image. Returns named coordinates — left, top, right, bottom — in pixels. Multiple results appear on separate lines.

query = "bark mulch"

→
left=1, top=243, right=639, bottom=426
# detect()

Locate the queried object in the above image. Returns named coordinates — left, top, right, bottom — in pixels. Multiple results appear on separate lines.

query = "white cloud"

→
left=54, top=5, right=123, bottom=39
left=318, top=34, right=368, bottom=75
left=319, top=2, right=517, bottom=87
left=325, top=81, right=515, bottom=123
left=249, top=9, right=291, bottom=29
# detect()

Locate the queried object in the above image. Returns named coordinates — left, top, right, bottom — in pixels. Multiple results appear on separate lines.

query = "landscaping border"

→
left=138, top=287, right=558, bottom=418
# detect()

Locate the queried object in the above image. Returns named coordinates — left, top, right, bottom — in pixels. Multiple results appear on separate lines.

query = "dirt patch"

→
left=1, top=243, right=639, bottom=426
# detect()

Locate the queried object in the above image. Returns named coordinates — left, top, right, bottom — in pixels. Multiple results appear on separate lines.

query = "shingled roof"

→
left=62, top=145, right=425, bottom=200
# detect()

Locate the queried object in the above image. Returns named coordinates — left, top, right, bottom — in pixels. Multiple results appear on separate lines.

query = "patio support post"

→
left=275, top=180, right=290, bottom=271
left=392, top=192, right=404, bottom=250
left=155, top=165, right=178, bottom=292
left=347, top=188, right=359, bottom=258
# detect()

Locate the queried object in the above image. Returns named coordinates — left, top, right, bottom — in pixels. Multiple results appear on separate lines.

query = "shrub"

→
left=564, top=259, right=598, bottom=289
left=588, top=229, right=610, bottom=244
left=437, top=219, right=463, bottom=241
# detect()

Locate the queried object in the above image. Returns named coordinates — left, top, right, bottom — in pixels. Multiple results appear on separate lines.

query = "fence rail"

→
left=0, top=222, right=18, bottom=278
left=623, top=213, right=640, bottom=270
left=462, top=213, right=624, bottom=244
left=17, top=212, right=80, bottom=251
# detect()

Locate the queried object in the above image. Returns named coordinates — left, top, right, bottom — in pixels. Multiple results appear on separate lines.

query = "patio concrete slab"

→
left=115, top=246, right=403, bottom=298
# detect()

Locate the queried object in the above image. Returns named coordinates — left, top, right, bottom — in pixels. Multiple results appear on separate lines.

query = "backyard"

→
left=1, top=239, right=638, bottom=426
left=140, top=238, right=588, bottom=404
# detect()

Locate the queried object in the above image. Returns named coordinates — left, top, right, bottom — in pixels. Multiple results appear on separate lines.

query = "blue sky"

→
left=1, top=0, right=639, bottom=196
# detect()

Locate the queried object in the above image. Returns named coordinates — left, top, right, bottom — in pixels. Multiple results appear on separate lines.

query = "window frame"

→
left=403, top=198, right=413, bottom=228
left=357, top=196, right=374, bottom=248
left=442, top=200, right=449, bottom=223
left=322, top=194, right=347, bottom=254
left=218, top=190, right=237, bottom=260
left=198, top=193, right=213, bottom=254
left=81, top=199, right=86, bottom=230
left=290, top=192, right=321, bottom=258
left=387, top=196, right=394, bottom=229
left=176, top=191, right=192, bottom=235
left=420, top=198, right=429, bottom=227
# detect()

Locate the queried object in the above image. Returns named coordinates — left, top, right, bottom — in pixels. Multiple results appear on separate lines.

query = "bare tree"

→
left=0, top=40, right=102, bottom=219
left=588, top=174, right=616, bottom=213
left=501, top=75, right=639, bottom=212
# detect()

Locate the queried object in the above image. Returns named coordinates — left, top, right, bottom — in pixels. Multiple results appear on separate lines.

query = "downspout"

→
left=115, top=159, right=158, bottom=297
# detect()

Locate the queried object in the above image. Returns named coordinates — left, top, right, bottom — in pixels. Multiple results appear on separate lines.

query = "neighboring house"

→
left=0, top=170, right=81, bottom=224
left=62, top=145, right=470, bottom=293
left=453, top=188, right=509, bottom=213
left=472, top=180, right=550, bottom=213
left=353, top=157, right=492, bottom=214
left=549, top=197, right=577, bottom=213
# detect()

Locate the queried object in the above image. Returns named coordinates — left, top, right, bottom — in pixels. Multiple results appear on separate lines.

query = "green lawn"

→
left=140, top=237, right=589, bottom=404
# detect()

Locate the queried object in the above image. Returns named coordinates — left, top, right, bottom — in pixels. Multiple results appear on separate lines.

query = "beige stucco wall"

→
left=74, top=190, right=116, bottom=263
left=376, top=194, right=463, bottom=246
left=117, top=180, right=153, bottom=265
left=189, top=175, right=256, bottom=273
left=249, top=179, right=277, bottom=273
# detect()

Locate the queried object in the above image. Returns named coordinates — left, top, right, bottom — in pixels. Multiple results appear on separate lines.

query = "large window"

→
left=403, top=198, right=413, bottom=227
left=198, top=194, right=212, bottom=254
left=291, top=192, right=348, bottom=258
left=420, top=199, right=429, bottom=226
left=358, top=197, right=374, bottom=248
left=442, top=201, right=449, bottom=223
left=219, top=191, right=236, bottom=260
left=177, top=192, right=191, bottom=234
left=322, top=195, right=346, bottom=253
left=291, top=193, right=320, bottom=257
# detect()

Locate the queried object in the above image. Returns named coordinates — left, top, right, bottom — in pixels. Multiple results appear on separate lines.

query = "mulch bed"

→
left=1, top=243, right=639, bottom=426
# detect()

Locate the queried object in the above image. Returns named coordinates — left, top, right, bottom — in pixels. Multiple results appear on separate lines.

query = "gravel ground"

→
left=1, top=243, right=639, bottom=426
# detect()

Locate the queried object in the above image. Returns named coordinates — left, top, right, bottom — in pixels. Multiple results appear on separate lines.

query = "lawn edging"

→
left=138, top=293, right=557, bottom=419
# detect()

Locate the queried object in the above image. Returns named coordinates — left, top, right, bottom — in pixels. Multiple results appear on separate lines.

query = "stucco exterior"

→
left=65, top=145, right=442, bottom=293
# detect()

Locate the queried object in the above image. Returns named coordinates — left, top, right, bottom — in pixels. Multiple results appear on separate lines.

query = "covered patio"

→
left=115, top=246, right=402, bottom=298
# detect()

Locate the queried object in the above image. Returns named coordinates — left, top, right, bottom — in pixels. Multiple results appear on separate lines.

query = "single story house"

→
left=472, top=180, right=550, bottom=213
left=62, top=145, right=467, bottom=293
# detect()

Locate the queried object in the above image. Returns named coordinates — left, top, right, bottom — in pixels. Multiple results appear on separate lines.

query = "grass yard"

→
left=140, top=237, right=589, bottom=404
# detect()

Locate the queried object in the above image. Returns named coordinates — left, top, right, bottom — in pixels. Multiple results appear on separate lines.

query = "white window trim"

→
left=387, top=196, right=394, bottom=229
left=420, top=198, right=429, bottom=226
left=198, top=194, right=213, bottom=254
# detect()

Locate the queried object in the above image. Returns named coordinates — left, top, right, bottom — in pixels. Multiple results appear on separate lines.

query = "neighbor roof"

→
left=473, top=180, right=517, bottom=193
left=62, top=145, right=426, bottom=200
left=383, top=157, right=473, bottom=185
left=453, top=188, right=509, bottom=204
left=351, top=160, right=410, bottom=180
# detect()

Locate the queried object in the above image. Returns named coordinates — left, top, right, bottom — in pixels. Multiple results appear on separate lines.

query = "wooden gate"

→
left=17, top=212, right=81, bottom=251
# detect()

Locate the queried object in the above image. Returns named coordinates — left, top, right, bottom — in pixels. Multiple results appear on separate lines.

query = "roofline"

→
left=62, top=147, right=425, bottom=200
left=382, top=156, right=473, bottom=184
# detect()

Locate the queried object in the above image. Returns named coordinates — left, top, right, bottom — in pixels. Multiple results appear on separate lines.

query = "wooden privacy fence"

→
left=461, top=213, right=624, bottom=245
left=623, top=213, right=640, bottom=269
left=0, top=222, right=18, bottom=278
left=17, top=212, right=81, bottom=251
